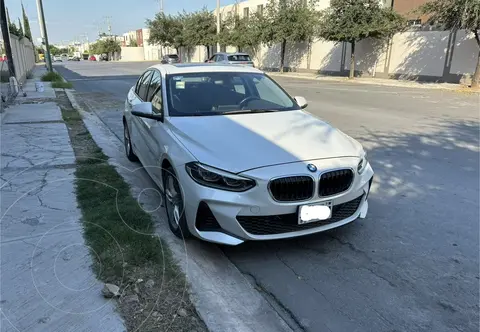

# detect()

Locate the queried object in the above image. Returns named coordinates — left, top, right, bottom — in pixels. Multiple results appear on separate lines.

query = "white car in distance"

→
left=123, top=64, right=374, bottom=246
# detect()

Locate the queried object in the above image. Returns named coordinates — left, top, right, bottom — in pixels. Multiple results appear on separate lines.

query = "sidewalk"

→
left=0, top=67, right=125, bottom=331
left=266, top=71, right=475, bottom=92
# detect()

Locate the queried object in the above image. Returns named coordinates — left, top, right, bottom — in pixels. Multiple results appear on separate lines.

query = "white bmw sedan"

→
left=123, top=64, right=374, bottom=246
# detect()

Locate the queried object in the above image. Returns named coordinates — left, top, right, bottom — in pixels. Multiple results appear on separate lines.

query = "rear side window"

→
left=136, top=71, right=153, bottom=101
left=168, top=54, right=179, bottom=59
left=228, top=55, right=251, bottom=61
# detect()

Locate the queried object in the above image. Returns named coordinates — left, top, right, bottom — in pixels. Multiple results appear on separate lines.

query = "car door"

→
left=141, top=70, right=168, bottom=188
left=136, top=70, right=164, bottom=183
left=130, top=70, right=153, bottom=163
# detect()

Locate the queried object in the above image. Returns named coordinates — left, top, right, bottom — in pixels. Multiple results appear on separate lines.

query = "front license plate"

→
left=298, top=201, right=332, bottom=225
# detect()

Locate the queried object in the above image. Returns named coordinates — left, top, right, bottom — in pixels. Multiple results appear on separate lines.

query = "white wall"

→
left=246, top=29, right=478, bottom=82
left=120, top=47, right=145, bottom=61
left=8, top=35, right=35, bottom=83
left=450, top=30, right=479, bottom=76
left=309, top=40, right=343, bottom=72
left=388, top=30, right=451, bottom=77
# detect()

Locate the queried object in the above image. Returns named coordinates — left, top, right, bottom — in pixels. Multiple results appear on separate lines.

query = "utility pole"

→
left=36, top=0, right=52, bottom=71
left=216, top=0, right=220, bottom=53
left=104, top=16, right=112, bottom=36
left=160, top=0, right=164, bottom=13
left=0, top=0, right=15, bottom=78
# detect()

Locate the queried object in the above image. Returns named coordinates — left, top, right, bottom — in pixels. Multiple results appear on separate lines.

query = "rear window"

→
left=228, top=55, right=251, bottom=62
left=167, top=54, right=179, bottom=59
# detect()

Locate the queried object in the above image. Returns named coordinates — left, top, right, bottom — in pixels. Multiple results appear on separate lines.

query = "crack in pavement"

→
left=242, top=271, right=308, bottom=332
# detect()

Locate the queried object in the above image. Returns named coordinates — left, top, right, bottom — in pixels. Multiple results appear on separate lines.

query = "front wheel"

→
left=123, top=122, right=138, bottom=162
left=163, top=167, right=191, bottom=239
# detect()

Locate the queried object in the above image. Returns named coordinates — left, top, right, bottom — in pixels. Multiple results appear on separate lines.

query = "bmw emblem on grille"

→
left=307, top=164, right=317, bottom=172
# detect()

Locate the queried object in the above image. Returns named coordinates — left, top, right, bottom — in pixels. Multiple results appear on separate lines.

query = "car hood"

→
left=169, top=110, right=362, bottom=173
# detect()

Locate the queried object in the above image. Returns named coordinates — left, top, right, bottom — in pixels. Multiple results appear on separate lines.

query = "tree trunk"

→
left=472, top=52, right=480, bottom=89
left=472, top=30, right=480, bottom=89
left=349, top=40, right=356, bottom=79
left=280, top=39, right=286, bottom=73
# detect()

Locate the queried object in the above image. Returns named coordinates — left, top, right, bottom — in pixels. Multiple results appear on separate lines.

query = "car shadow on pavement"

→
left=223, top=119, right=479, bottom=332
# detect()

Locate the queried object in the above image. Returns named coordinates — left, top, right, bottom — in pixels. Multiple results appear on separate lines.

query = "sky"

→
left=5, top=0, right=241, bottom=45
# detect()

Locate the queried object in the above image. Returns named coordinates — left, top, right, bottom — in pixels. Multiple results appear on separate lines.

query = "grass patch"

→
left=41, top=71, right=62, bottom=82
left=56, top=91, right=205, bottom=332
left=52, top=81, right=73, bottom=89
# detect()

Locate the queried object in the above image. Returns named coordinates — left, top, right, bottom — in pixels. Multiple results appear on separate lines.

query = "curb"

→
left=266, top=72, right=479, bottom=93
left=64, top=90, right=296, bottom=332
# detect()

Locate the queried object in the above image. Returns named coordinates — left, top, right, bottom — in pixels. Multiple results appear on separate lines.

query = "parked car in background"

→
left=89, top=55, right=96, bottom=61
left=53, top=55, right=63, bottom=62
left=161, top=54, right=180, bottom=64
left=205, top=52, right=254, bottom=67
left=122, top=64, right=373, bottom=246
left=99, top=54, right=108, bottom=61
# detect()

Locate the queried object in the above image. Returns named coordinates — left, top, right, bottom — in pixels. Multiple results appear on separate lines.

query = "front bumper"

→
left=177, top=157, right=374, bottom=245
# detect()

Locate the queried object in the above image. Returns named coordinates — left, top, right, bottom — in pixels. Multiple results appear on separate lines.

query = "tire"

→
left=163, top=166, right=191, bottom=239
left=123, top=121, right=138, bottom=162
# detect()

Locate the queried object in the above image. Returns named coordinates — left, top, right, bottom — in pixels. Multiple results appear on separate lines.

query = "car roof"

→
left=216, top=52, right=249, bottom=56
left=150, top=63, right=262, bottom=75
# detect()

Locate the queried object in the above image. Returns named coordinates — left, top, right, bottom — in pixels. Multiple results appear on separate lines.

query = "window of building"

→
left=257, top=4, right=263, bottom=15
left=407, top=19, right=422, bottom=26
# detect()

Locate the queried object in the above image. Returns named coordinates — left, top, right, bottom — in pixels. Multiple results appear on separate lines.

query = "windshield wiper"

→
left=222, top=109, right=277, bottom=115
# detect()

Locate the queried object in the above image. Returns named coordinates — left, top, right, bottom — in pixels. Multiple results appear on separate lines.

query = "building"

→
left=392, top=0, right=431, bottom=24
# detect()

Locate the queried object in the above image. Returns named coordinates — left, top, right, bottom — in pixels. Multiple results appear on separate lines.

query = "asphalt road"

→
left=55, top=61, right=479, bottom=332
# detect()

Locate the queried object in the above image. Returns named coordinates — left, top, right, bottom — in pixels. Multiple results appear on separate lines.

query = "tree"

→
left=262, top=0, right=319, bottom=73
left=129, top=40, right=138, bottom=47
left=418, top=0, right=480, bottom=88
left=219, top=12, right=264, bottom=52
left=49, top=45, right=61, bottom=55
left=318, top=0, right=405, bottom=78
left=183, top=9, right=217, bottom=57
left=22, top=3, right=32, bottom=40
left=89, top=39, right=121, bottom=58
left=6, top=8, right=20, bottom=37
left=147, top=12, right=186, bottom=54
left=17, top=18, right=24, bottom=37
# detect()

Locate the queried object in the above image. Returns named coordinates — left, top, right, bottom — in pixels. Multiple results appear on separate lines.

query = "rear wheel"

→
left=163, top=166, right=191, bottom=239
left=123, top=121, right=138, bottom=162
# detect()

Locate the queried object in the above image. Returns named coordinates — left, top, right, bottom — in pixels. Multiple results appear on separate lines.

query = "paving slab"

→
left=2, top=103, right=62, bottom=123
left=0, top=122, right=75, bottom=169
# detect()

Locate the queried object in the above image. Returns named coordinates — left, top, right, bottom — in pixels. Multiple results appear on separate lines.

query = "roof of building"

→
left=150, top=63, right=262, bottom=75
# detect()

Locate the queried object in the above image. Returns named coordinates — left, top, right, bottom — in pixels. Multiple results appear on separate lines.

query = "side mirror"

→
left=131, top=102, right=161, bottom=120
left=294, top=96, right=308, bottom=109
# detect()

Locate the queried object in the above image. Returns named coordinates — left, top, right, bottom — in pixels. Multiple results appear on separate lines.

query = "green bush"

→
left=51, top=81, right=73, bottom=89
left=41, top=71, right=62, bottom=82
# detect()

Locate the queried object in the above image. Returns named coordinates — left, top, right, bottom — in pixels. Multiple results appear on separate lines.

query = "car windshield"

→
left=166, top=72, right=298, bottom=117
left=228, top=54, right=251, bottom=61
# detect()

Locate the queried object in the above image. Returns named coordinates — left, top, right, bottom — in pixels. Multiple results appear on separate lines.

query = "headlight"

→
left=357, top=153, right=368, bottom=174
left=185, top=162, right=256, bottom=192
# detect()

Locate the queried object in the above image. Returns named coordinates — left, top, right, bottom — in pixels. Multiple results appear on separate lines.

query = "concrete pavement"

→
left=0, top=67, right=125, bottom=332
left=56, top=61, right=480, bottom=332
